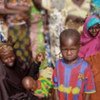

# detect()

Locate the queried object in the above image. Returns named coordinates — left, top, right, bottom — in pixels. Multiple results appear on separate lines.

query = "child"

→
left=22, top=67, right=53, bottom=99
left=22, top=52, right=53, bottom=98
left=29, top=52, right=45, bottom=80
left=79, top=15, right=100, bottom=100
left=53, top=29, right=96, bottom=100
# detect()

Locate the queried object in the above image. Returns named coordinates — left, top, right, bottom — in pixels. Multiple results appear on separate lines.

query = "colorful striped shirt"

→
left=53, top=58, right=96, bottom=100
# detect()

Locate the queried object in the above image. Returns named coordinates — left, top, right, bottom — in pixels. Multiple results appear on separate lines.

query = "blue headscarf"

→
left=87, top=17, right=100, bottom=29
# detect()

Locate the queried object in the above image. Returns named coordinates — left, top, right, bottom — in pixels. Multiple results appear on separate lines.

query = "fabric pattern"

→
left=30, top=4, right=45, bottom=59
left=53, top=58, right=95, bottom=100
left=8, top=24, right=32, bottom=66
left=34, top=77, right=53, bottom=97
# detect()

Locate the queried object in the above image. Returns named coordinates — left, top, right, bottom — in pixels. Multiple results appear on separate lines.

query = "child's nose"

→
left=67, top=50, right=72, bottom=55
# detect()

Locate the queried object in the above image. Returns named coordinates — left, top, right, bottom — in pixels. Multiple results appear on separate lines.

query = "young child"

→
left=22, top=52, right=53, bottom=98
left=28, top=52, right=45, bottom=80
left=79, top=15, right=100, bottom=100
left=22, top=68, right=53, bottom=99
left=52, top=29, right=96, bottom=100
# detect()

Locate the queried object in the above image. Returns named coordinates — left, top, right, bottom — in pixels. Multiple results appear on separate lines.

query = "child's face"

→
left=60, top=38, right=80, bottom=64
left=22, top=76, right=37, bottom=91
left=88, top=24, right=100, bottom=37
left=36, top=53, right=45, bottom=62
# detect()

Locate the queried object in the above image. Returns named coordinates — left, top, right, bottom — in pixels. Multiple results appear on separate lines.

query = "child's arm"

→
left=52, top=89, right=59, bottom=100
left=83, top=94, right=90, bottom=100
left=55, top=89, right=59, bottom=100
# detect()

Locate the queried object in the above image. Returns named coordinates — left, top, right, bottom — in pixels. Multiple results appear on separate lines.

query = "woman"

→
left=79, top=15, right=100, bottom=100
left=0, top=43, right=38, bottom=100
left=7, top=0, right=32, bottom=66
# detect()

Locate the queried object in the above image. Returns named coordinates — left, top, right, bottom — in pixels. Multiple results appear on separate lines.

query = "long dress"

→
left=79, top=15, right=100, bottom=100
left=30, top=3, right=45, bottom=59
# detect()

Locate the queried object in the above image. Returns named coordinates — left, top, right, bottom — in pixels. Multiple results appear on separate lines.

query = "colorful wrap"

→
left=79, top=15, right=100, bottom=58
left=34, top=77, right=53, bottom=97
left=8, top=23, right=32, bottom=66
left=0, top=43, right=13, bottom=58
left=30, top=4, right=45, bottom=59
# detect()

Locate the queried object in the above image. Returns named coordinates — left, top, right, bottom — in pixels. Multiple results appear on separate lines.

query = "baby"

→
left=22, top=67, right=53, bottom=98
left=22, top=52, right=53, bottom=98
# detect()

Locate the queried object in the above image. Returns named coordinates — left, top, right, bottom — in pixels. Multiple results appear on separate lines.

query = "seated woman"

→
left=22, top=67, right=53, bottom=99
left=22, top=52, right=54, bottom=99
left=0, top=43, right=38, bottom=100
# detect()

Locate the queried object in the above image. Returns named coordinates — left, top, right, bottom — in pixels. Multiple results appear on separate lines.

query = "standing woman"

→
left=6, top=0, right=33, bottom=66
left=30, top=0, right=45, bottom=60
left=79, top=15, right=100, bottom=100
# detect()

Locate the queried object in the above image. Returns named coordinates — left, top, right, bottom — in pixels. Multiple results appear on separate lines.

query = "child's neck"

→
left=64, top=57, right=79, bottom=65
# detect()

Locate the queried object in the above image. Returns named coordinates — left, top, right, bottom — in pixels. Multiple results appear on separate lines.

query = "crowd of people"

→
left=0, top=0, right=100, bottom=100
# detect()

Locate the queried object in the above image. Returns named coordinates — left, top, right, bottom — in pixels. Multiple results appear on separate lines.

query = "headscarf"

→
left=0, top=43, right=13, bottom=58
left=87, top=17, right=100, bottom=30
left=79, top=15, right=100, bottom=58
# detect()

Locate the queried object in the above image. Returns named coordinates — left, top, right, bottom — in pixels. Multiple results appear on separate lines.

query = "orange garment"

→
left=86, top=52, right=100, bottom=100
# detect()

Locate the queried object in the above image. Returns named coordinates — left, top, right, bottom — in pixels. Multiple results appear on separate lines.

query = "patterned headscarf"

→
left=0, top=43, right=13, bottom=58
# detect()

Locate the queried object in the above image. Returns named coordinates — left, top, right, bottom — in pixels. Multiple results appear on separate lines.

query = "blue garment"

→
left=92, top=0, right=100, bottom=8
left=91, top=0, right=100, bottom=15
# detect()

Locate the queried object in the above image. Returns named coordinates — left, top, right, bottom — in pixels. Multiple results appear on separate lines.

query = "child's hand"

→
left=34, top=93, right=44, bottom=98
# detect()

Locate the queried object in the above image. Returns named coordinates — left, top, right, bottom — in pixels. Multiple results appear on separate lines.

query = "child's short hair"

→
left=60, top=29, right=80, bottom=45
left=22, top=76, right=37, bottom=91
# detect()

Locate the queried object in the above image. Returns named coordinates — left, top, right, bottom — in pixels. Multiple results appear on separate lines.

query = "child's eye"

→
left=61, top=48, right=67, bottom=51
left=61, top=48, right=77, bottom=52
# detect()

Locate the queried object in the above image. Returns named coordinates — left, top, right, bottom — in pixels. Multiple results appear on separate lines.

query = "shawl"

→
left=79, top=15, right=100, bottom=58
